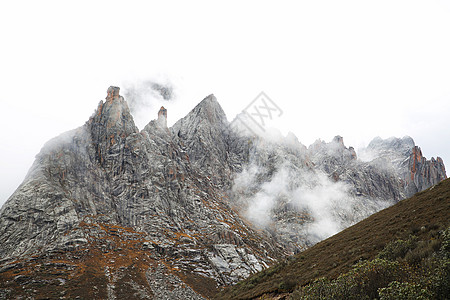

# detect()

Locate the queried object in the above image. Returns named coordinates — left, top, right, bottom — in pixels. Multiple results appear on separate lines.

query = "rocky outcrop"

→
left=406, top=146, right=446, bottom=196
left=308, top=136, right=404, bottom=201
left=361, top=136, right=447, bottom=197
left=157, top=106, right=168, bottom=127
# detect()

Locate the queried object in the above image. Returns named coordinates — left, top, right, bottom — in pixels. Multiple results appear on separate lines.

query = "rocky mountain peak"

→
left=169, top=94, right=255, bottom=189
left=411, top=146, right=423, bottom=165
left=171, top=94, right=228, bottom=137
left=192, top=94, right=227, bottom=125
left=200, top=93, right=218, bottom=105
left=158, top=106, right=167, bottom=118
left=367, top=136, right=415, bottom=156
left=92, top=86, right=136, bottom=129
left=308, top=135, right=357, bottom=164
left=87, top=87, right=138, bottom=167
left=406, top=145, right=446, bottom=195
left=360, top=136, right=446, bottom=198
left=332, top=135, right=344, bottom=146
left=157, top=106, right=168, bottom=127
left=106, top=86, right=121, bottom=102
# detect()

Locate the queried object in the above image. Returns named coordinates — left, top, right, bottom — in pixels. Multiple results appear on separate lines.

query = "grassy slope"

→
left=216, top=178, right=450, bottom=299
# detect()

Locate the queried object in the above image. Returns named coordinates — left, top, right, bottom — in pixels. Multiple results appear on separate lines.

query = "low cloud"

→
left=121, top=78, right=177, bottom=129
left=232, top=143, right=392, bottom=246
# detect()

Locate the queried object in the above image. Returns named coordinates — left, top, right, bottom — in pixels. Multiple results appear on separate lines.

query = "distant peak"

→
left=106, top=86, right=121, bottom=102
left=402, top=135, right=415, bottom=144
left=367, top=136, right=415, bottom=152
left=190, top=94, right=227, bottom=124
left=199, top=94, right=218, bottom=106
left=170, top=94, right=228, bottom=140
left=158, top=106, right=167, bottom=118
left=332, top=135, right=344, bottom=146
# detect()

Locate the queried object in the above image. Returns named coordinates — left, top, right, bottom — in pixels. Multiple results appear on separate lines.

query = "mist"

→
left=122, top=78, right=177, bottom=129
left=231, top=137, right=393, bottom=247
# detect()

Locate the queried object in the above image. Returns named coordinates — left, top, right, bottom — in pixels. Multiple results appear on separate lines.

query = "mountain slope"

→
left=216, top=178, right=450, bottom=299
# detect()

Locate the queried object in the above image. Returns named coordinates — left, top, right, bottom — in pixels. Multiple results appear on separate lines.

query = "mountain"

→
left=361, top=136, right=447, bottom=197
left=216, top=178, right=450, bottom=299
left=228, top=133, right=446, bottom=252
left=0, top=88, right=284, bottom=299
left=0, top=87, right=446, bottom=299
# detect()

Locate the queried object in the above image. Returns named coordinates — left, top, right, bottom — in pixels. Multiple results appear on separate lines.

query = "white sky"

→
left=1, top=1, right=450, bottom=206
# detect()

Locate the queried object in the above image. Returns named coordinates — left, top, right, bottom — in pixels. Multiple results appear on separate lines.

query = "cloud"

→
left=238, top=166, right=290, bottom=228
left=292, top=172, right=350, bottom=240
left=231, top=143, right=393, bottom=247
left=121, top=77, right=177, bottom=129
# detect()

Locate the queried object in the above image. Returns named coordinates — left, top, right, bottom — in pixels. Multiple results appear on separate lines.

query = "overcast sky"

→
left=1, top=1, right=449, bottom=207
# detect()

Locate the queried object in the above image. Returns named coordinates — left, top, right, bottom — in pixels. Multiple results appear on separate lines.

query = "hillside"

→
left=216, top=178, right=450, bottom=299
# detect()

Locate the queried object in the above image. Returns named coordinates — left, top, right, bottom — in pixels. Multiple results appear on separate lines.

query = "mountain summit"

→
left=0, top=87, right=446, bottom=299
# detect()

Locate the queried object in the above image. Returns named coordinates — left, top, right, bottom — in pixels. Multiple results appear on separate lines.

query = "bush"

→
left=290, top=259, right=408, bottom=299
left=378, top=281, right=432, bottom=300
left=404, top=240, right=439, bottom=265
left=441, top=226, right=450, bottom=253
left=428, top=258, right=450, bottom=299
left=278, top=278, right=298, bottom=292
left=377, top=236, right=417, bottom=261
left=290, top=227, right=450, bottom=300
left=346, top=259, right=410, bottom=299
left=289, top=277, right=335, bottom=300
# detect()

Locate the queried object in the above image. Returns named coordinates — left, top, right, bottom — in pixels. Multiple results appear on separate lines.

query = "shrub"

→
left=377, top=236, right=417, bottom=261
left=441, top=226, right=450, bottom=253
left=428, top=258, right=450, bottom=299
left=278, top=278, right=298, bottom=292
left=346, top=259, right=410, bottom=299
left=404, top=240, right=439, bottom=265
left=290, top=227, right=450, bottom=300
left=290, top=259, right=407, bottom=299
left=378, top=281, right=432, bottom=300
left=289, top=277, right=333, bottom=300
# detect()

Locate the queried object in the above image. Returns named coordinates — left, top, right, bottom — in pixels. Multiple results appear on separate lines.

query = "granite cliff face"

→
left=0, top=87, right=446, bottom=299
left=362, top=136, right=447, bottom=197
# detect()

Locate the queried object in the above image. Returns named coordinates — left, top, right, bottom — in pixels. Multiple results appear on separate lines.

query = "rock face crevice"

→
left=0, top=87, right=446, bottom=299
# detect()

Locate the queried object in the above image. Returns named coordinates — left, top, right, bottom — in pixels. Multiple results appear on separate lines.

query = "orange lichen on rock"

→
left=168, top=168, right=176, bottom=180
left=106, top=86, right=120, bottom=103
left=158, top=106, right=167, bottom=119
left=97, top=102, right=104, bottom=117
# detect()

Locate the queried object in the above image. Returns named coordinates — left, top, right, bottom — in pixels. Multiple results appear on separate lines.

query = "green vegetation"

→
left=290, top=226, right=450, bottom=299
